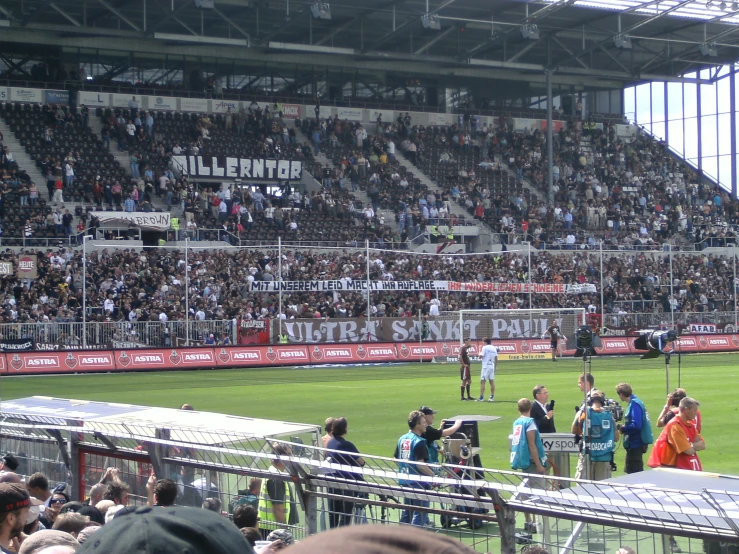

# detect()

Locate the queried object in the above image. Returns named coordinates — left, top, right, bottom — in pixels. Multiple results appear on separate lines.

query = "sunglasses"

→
left=50, top=499, right=67, bottom=505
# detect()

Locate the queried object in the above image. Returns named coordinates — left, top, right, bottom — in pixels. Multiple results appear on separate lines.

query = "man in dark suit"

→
left=531, top=385, right=556, bottom=433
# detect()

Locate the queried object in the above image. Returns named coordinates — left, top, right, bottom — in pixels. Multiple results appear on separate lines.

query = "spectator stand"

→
left=0, top=242, right=730, bottom=350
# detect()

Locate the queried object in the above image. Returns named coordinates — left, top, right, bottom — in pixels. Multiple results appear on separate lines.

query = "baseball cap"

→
left=282, top=524, right=477, bottom=554
left=419, top=406, right=437, bottom=415
left=76, top=505, right=254, bottom=554
left=0, top=483, right=42, bottom=514
left=267, top=529, right=295, bottom=546
left=1, top=454, right=19, bottom=472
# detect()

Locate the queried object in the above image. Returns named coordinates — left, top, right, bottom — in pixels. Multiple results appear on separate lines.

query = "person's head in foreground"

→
left=76, top=505, right=254, bottom=554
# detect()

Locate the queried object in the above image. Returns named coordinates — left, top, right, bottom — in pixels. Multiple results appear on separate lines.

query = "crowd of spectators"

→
left=0, top=245, right=732, bottom=347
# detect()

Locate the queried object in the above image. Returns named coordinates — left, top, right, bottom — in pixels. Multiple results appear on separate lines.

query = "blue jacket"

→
left=622, top=395, right=652, bottom=448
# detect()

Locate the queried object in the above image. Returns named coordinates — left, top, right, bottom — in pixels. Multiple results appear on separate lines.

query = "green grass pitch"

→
left=1, top=352, right=735, bottom=476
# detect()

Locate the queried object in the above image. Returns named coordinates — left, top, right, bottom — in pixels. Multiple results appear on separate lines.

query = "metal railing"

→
left=2, top=415, right=739, bottom=553
left=0, top=320, right=236, bottom=349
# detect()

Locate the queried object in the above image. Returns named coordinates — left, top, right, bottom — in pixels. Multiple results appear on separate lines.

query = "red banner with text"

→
left=1, top=335, right=738, bottom=375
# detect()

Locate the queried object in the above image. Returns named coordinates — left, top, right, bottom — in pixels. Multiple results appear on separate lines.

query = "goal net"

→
left=454, top=308, right=586, bottom=343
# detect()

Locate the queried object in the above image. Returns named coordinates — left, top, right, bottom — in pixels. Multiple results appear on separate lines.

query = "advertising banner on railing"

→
left=337, top=107, right=363, bottom=121
left=79, top=91, right=109, bottom=107
left=181, top=98, right=209, bottom=112
left=281, top=104, right=301, bottom=119
left=171, top=156, right=302, bottom=181
left=2, top=334, right=739, bottom=374
left=17, top=255, right=37, bottom=279
left=10, top=88, right=43, bottom=103
left=213, top=100, right=239, bottom=114
left=0, top=339, right=34, bottom=352
left=44, top=90, right=69, bottom=104
left=112, top=94, right=140, bottom=108
left=250, top=280, right=596, bottom=293
left=0, top=88, right=7, bottom=102
left=91, top=211, right=171, bottom=231
left=149, top=96, right=177, bottom=111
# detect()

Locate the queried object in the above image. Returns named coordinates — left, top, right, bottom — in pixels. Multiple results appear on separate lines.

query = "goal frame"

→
left=456, top=308, right=586, bottom=344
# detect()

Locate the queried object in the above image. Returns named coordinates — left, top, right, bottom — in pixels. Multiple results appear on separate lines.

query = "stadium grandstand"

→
left=4, top=0, right=739, bottom=552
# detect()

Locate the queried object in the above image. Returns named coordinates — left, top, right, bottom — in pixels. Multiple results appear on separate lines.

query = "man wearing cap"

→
left=419, top=407, right=462, bottom=527
left=419, top=407, right=462, bottom=467
left=0, top=456, right=18, bottom=475
left=0, top=483, right=42, bottom=554
left=394, top=411, right=435, bottom=527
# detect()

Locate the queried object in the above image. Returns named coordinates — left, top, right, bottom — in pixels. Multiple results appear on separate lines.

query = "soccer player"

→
left=543, top=323, right=565, bottom=362
left=458, top=338, right=474, bottom=401
left=477, top=337, right=498, bottom=402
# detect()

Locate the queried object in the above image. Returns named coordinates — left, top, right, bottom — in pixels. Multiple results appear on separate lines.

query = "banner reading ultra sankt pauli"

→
left=270, top=315, right=579, bottom=342
left=250, top=280, right=596, bottom=293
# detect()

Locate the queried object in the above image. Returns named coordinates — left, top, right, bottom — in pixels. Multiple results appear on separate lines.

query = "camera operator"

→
left=615, top=383, right=653, bottom=474
left=531, top=385, right=556, bottom=433
left=419, top=406, right=462, bottom=528
left=419, top=406, right=463, bottom=466
left=571, top=390, right=620, bottom=480
left=394, top=411, right=435, bottom=527
left=657, top=388, right=702, bottom=433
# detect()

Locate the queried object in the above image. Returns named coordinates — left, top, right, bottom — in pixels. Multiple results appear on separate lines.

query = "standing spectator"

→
left=0, top=483, right=43, bottom=553
left=145, top=112, right=154, bottom=137
left=130, top=152, right=140, bottom=180
left=128, top=96, right=139, bottom=118
left=62, top=210, right=74, bottom=236
left=124, top=194, right=136, bottom=213
left=325, top=417, right=365, bottom=528
left=615, top=383, right=653, bottom=474
left=64, top=161, right=75, bottom=188
left=28, top=183, right=39, bottom=208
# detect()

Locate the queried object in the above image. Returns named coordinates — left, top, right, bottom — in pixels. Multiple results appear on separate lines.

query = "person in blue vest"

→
left=510, top=398, right=548, bottom=533
left=615, top=382, right=653, bottom=474
left=571, top=390, right=620, bottom=480
left=394, top=410, right=435, bottom=527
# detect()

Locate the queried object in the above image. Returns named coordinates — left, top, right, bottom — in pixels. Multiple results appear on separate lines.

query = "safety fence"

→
left=1, top=414, right=738, bottom=554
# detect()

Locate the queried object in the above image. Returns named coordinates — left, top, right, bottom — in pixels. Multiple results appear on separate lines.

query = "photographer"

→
left=419, top=406, right=463, bottom=465
left=615, top=383, right=653, bottom=474
left=571, top=390, right=620, bottom=480
left=649, top=397, right=705, bottom=471
left=657, top=388, right=702, bottom=433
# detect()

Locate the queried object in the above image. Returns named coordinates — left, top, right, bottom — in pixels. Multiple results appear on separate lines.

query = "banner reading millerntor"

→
left=249, top=281, right=596, bottom=293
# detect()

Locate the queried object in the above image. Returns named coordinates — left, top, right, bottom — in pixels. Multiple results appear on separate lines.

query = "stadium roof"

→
left=1, top=0, right=738, bottom=93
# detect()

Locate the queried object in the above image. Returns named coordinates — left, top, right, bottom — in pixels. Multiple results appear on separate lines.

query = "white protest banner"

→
left=249, top=280, right=596, bottom=293
left=91, top=211, right=171, bottom=231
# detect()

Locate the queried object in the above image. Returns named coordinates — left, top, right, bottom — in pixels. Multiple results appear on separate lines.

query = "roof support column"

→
left=547, top=68, right=554, bottom=205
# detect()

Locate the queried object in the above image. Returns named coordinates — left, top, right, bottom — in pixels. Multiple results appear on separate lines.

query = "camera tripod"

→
left=663, top=339, right=682, bottom=394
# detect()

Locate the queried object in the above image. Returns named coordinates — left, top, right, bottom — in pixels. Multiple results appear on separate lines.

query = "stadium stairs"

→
left=293, top=126, right=399, bottom=235
left=87, top=117, right=169, bottom=212
left=0, top=119, right=46, bottom=186
left=393, top=149, right=496, bottom=250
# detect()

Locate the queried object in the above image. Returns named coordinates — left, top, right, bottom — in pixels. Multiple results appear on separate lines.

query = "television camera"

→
left=633, top=329, right=678, bottom=359
left=566, top=325, right=603, bottom=357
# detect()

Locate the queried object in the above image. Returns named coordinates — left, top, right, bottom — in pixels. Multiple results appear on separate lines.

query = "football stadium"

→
left=1, top=0, right=739, bottom=551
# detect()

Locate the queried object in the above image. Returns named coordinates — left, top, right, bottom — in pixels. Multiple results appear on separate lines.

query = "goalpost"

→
left=455, top=308, right=587, bottom=344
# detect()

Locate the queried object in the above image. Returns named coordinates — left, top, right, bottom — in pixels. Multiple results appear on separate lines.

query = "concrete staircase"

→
left=0, top=119, right=46, bottom=186
left=294, top=127, right=398, bottom=234
left=394, top=150, right=495, bottom=249
left=87, top=117, right=171, bottom=211
left=87, top=117, right=133, bottom=177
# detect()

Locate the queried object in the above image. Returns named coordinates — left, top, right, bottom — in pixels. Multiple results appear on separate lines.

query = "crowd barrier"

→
left=0, top=334, right=737, bottom=375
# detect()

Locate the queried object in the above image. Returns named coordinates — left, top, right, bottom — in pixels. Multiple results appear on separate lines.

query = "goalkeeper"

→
left=543, top=324, right=566, bottom=362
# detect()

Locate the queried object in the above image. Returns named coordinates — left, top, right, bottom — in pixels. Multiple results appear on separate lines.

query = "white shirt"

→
left=481, top=344, right=498, bottom=366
